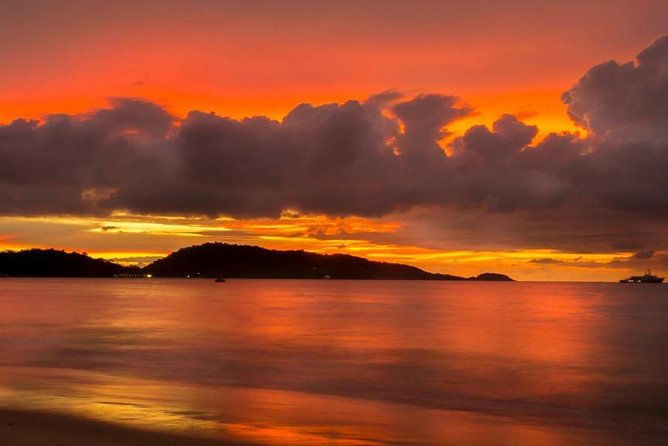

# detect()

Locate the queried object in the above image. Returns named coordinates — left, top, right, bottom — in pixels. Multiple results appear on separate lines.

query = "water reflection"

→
left=0, top=279, right=666, bottom=445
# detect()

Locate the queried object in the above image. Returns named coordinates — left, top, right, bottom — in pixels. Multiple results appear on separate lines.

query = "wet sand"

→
left=0, top=409, right=254, bottom=446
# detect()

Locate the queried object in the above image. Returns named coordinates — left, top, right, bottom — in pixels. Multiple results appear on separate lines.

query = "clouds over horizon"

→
left=1, top=36, right=667, bottom=252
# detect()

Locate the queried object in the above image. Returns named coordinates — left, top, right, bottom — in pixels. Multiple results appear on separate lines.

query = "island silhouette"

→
left=0, top=242, right=513, bottom=281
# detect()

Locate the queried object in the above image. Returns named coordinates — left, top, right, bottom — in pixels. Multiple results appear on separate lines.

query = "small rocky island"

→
left=0, top=243, right=513, bottom=281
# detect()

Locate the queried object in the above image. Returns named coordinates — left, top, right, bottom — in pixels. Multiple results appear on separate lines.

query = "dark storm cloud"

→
left=563, top=35, right=668, bottom=141
left=0, top=36, right=667, bottom=252
left=1, top=94, right=472, bottom=217
left=558, top=35, right=668, bottom=218
left=390, top=204, right=668, bottom=256
left=446, top=115, right=580, bottom=211
left=0, top=98, right=173, bottom=215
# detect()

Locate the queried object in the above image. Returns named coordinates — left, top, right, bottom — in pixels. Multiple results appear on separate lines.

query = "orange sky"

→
left=1, top=0, right=667, bottom=280
left=2, top=0, right=665, bottom=125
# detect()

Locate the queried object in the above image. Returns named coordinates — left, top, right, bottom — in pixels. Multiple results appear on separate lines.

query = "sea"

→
left=0, top=279, right=666, bottom=445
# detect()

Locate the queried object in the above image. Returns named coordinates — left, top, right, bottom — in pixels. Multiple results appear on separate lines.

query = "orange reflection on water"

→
left=0, top=279, right=660, bottom=445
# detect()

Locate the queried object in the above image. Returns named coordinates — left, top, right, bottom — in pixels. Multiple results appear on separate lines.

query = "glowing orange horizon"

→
left=2, top=1, right=666, bottom=281
left=0, top=214, right=656, bottom=282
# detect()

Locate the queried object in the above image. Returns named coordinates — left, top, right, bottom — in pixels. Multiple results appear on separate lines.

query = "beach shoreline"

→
left=0, top=408, right=255, bottom=446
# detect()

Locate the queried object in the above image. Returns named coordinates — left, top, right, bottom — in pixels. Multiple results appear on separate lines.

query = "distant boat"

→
left=215, top=278, right=226, bottom=283
left=619, top=270, right=664, bottom=283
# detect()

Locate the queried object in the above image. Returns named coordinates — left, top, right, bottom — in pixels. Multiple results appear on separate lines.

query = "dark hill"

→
left=145, top=243, right=513, bottom=281
left=0, top=244, right=514, bottom=281
left=0, top=249, right=139, bottom=277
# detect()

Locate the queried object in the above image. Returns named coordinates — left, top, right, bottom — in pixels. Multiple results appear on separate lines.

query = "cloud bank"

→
left=1, top=37, right=666, bottom=238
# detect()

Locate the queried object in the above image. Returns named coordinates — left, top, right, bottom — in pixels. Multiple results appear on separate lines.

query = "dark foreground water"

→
left=0, top=279, right=666, bottom=445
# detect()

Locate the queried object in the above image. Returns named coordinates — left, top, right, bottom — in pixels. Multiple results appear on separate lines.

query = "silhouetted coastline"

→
left=0, top=249, right=140, bottom=277
left=0, top=243, right=513, bottom=281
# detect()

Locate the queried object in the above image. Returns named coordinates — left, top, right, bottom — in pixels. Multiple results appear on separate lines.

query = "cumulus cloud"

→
left=0, top=98, right=174, bottom=215
left=0, top=36, right=667, bottom=253
left=563, top=35, right=668, bottom=142
left=558, top=35, right=668, bottom=217
left=1, top=93, right=473, bottom=218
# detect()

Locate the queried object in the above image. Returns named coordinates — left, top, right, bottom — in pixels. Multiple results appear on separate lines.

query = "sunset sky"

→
left=1, top=0, right=668, bottom=281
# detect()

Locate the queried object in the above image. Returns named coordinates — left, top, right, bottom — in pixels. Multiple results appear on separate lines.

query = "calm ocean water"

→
left=0, top=279, right=666, bottom=445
